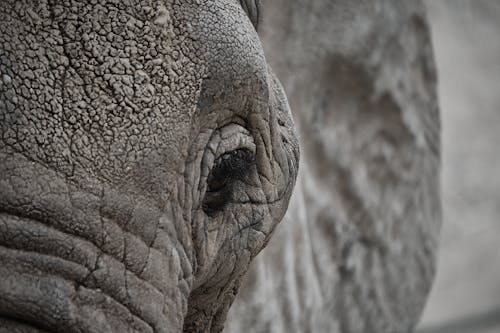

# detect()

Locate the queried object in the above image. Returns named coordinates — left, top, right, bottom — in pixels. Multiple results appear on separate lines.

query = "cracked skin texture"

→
left=0, top=1, right=299, bottom=332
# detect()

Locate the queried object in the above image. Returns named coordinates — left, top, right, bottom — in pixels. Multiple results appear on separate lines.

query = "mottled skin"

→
left=0, top=1, right=298, bottom=332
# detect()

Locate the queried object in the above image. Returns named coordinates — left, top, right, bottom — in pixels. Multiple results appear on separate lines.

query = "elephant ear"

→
left=240, top=0, right=262, bottom=31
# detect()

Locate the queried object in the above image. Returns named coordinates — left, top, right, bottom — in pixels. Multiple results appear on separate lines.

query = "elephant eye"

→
left=203, top=148, right=255, bottom=216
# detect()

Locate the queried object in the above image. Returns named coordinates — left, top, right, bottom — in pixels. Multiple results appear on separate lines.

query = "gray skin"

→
left=0, top=1, right=298, bottom=332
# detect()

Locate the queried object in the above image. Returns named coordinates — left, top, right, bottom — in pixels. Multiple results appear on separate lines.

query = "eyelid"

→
left=208, top=124, right=256, bottom=161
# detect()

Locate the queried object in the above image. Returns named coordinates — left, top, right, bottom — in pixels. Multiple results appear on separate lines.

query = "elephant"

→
left=0, top=0, right=441, bottom=332
left=0, top=0, right=299, bottom=332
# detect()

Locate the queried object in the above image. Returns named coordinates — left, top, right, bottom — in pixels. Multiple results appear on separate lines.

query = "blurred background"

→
left=417, top=1, right=500, bottom=332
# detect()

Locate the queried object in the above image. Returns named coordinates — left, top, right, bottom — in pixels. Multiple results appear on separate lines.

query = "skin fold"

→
left=0, top=1, right=299, bottom=332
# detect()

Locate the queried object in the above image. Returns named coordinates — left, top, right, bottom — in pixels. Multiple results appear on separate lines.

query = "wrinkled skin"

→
left=0, top=1, right=298, bottom=332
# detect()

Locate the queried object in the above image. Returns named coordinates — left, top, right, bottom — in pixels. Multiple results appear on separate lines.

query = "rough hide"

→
left=0, top=1, right=298, bottom=332
left=226, top=1, right=441, bottom=332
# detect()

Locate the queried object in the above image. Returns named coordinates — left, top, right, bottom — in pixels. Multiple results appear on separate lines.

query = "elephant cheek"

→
left=0, top=153, right=195, bottom=333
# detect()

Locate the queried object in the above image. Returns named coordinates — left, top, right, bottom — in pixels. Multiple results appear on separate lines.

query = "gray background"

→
left=418, top=1, right=500, bottom=332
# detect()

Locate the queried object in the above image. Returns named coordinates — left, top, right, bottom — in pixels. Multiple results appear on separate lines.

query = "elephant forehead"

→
left=0, top=1, right=200, bottom=180
left=0, top=0, right=264, bottom=189
left=184, top=0, right=269, bottom=105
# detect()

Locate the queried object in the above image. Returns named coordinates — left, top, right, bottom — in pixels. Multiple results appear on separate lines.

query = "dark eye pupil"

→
left=203, top=148, right=255, bottom=215
left=207, top=148, right=255, bottom=192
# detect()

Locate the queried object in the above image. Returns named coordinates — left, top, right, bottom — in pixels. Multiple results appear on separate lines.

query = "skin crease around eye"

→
left=239, top=0, right=261, bottom=30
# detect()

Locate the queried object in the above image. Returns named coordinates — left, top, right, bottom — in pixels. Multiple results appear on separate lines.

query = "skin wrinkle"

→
left=0, top=246, right=131, bottom=319
left=0, top=181, right=171, bottom=298
left=0, top=257, right=153, bottom=333
left=0, top=214, right=161, bottom=330
left=0, top=0, right=298, bottom=331
left=0, top=179, right=183, bottom=331
left=0, top=213, right=99, bottom=271
left=0, top=316, right=53, bottom=333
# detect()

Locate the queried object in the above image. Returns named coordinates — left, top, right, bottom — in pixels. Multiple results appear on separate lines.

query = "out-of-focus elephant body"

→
left=227, top=1, right=441, bottom=332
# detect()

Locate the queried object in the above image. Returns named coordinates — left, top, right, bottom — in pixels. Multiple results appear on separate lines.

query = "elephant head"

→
left=0, top=1, right=299, bottom=332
